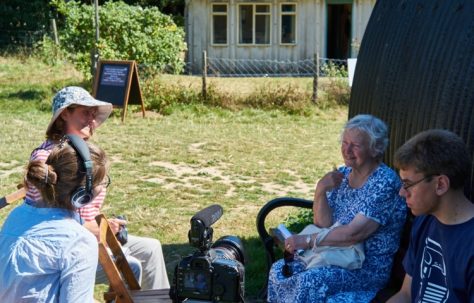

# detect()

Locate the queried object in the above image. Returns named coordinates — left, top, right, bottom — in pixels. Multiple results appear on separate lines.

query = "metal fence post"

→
left=202, top=50, right=207, bottom=99
left=312, top=52, right=319, bottom=104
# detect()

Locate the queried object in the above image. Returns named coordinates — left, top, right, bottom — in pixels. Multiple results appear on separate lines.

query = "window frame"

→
left=237, top=3, right=272, bottom=46
left=280, top=3, right=297, bottom=45
left=211, top=3, right=229, bottom=46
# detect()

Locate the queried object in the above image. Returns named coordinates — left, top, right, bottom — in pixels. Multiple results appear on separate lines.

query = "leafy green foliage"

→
left=74, top=0, right=185, bottom=26
left=321, top=61, right=349, bottom=78
left=284, top=209, right=313, bottom=233
left=319, top=62, right=351, bottom=106
left=0, top=0, right=50, bottom=50
left=121, top=0, right=185, bottom=26
left=35, top=35, right=66, bottom=66
left=48, top=0, right=186, bottom=79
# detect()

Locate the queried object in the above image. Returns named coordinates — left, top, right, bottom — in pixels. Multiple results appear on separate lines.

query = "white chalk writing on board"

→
left=100, top=65, right=128, bottom=86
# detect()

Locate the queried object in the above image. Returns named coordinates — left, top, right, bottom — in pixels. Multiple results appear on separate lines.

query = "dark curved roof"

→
left=349, top=0, right=474, bottom=199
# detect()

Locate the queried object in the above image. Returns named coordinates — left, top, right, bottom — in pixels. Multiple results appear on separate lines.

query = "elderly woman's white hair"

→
left=342, top=114, right=389, bottom=160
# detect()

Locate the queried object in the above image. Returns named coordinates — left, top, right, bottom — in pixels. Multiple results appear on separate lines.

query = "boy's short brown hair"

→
left=394, top=129, right=471, bottom=190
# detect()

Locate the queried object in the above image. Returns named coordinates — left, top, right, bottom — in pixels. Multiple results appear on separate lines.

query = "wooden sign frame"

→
left=93, top=60, right=145, bottom=122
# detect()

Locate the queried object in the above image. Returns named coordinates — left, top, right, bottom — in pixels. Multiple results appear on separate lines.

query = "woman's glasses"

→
left=100, top=175, right=111, bottom=188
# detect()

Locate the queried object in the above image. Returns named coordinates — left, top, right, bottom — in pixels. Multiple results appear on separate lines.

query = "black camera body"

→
left=171, top=205, right=245, bottom=303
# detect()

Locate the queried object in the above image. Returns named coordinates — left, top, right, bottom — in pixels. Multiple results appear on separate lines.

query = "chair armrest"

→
left=256, top=197, right=313, bottom=256
left=255, top=196, right=313, bottom=298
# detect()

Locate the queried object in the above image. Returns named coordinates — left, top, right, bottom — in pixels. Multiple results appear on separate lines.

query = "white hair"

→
left=343, top=114, right=389, bottom=159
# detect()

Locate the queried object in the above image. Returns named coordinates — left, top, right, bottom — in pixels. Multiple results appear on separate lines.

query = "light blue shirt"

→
left=0, top=203, right=98, bottom=303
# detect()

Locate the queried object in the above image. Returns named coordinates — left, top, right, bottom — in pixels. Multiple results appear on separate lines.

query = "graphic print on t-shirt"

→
left=417, top=237, right=449, bottom=302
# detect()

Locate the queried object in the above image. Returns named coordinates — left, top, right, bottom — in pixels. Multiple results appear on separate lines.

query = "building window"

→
left=281, top=4, right=296, bottom=44
left=212, top=4, right=228, bottom=44
left=239, top=4, right=271, bottom=45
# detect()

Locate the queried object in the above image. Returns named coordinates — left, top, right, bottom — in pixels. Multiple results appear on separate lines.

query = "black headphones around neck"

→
left=66, top=134, right=94, bottom=208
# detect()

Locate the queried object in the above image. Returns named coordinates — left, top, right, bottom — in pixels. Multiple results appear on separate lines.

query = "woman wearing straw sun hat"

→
left=45, top=86, right=113, bottom=141
left=24, top=86, right=170, bottom=290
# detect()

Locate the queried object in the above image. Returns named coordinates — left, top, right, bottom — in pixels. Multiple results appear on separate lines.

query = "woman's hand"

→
left=313, top=169, right=343, bottom=227
left=107, top=217, right=127, bottom=235
left=284, top=234, right=314, bottom=252
left=315, top=170, right=344, bottom=194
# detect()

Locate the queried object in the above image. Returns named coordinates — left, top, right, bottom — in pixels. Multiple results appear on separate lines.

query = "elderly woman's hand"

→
left=316, top=170, right=344, bottom=194
left=313, top=170, right=344, bottom=227
left=284, top=234, right=316, bottom=252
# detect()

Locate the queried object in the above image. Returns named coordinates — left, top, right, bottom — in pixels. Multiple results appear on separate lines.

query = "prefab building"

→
left=184, top=0, right=376, bottom=74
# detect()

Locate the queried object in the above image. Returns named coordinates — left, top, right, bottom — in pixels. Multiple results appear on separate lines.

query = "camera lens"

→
left=211, top=235, right=245, bottom=264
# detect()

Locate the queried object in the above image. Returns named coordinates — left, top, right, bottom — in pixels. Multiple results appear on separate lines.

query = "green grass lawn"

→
left=0, top=55, right=348, bottom=301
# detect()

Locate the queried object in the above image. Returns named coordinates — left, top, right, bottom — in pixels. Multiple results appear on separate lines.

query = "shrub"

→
left=140, top=74, right=352, bottom=115
left=46, top=0, right=186, bottom=79
left=243, top=83, right=313, bottom=114
left=35, top=35, right=66, bottom=66
left=319, top=62, right=350, bottom=107
left=142, top=77, right=201, bottom=114
left=142, top=77, right=317, bottom=115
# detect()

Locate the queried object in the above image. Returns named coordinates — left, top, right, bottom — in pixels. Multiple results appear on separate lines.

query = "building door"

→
left=327, top=1, right=352, bottom=59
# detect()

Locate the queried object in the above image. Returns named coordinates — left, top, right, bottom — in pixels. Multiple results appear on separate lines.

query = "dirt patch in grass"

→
left=144, top=159, right=314, bottom=198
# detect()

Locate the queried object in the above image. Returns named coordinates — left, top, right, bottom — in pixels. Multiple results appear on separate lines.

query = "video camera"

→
left=170, top=204, right=245, bottom=303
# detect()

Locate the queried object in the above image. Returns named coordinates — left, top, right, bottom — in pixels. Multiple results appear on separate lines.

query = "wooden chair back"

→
left=94, top=214, right=172, bottom=303
left=95, top=214, right=140, bottom=303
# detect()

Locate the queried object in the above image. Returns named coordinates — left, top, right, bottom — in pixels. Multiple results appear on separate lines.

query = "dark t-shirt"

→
left=403, top=215, right=474, bottom=302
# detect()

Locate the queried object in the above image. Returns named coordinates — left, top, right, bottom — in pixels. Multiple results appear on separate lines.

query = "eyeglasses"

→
left=100, top=175, right=111, bottom=188
left=402, top=175, right=435, bottom=191
left=91, top=175, right=110, bottom=198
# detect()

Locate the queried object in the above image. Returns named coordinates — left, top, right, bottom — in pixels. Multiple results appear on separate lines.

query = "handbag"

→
left=297, top=223, right=365, bottom=270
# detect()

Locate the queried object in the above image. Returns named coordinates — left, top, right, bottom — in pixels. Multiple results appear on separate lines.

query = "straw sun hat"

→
left=46, top=86, right=113, bottom=134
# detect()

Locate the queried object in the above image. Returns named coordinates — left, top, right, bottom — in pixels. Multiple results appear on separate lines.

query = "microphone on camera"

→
left=191, top=204, right=223, bottom=228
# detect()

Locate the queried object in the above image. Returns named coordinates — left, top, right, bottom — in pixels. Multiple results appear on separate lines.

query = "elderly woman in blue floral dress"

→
left=267, top=114, right=407, bottom=302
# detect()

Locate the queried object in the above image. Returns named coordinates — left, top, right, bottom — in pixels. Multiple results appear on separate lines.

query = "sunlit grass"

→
left=0, top=56, right=347, bottom=301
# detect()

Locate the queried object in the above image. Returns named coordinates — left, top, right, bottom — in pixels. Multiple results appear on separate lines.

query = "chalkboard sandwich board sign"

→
left=93, top=60, right=145, bottom=122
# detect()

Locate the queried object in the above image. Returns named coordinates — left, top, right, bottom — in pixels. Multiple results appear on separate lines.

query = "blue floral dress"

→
left=267, top=164, right=407, bottom=303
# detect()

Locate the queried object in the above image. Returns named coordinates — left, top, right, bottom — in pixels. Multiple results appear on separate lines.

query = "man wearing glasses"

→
left=387, top=129, right=474, bottom=303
